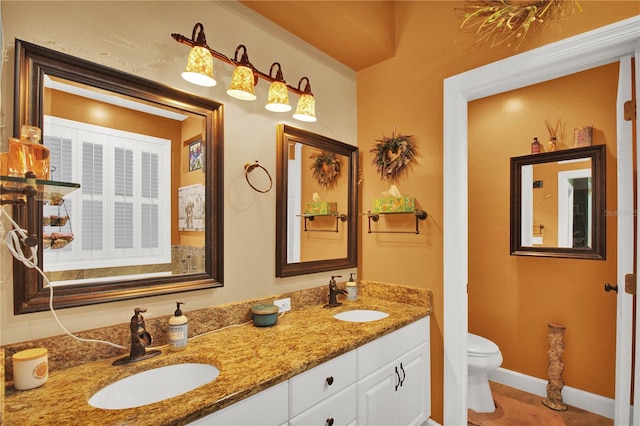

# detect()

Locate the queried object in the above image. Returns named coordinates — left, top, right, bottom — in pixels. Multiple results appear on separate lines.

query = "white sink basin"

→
left=334, top=309, right=389, bottom=322
left=89, top=363, right=219, bottom=410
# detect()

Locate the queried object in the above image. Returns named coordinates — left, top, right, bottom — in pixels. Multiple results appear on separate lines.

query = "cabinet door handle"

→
left=395, top=366, right=400, bottom=391
left=326, top=418, right=334, bottom=426
left=399, top=362, right=406, bottom=387
left=326, top=376, right=334, bottom=386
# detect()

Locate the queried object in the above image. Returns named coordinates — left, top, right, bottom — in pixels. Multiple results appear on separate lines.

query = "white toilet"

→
left=468, top=333, right=503, bottom=413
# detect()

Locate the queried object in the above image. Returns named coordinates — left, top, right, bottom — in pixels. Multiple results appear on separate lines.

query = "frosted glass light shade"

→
left=265, top=81, right=291, bottom=112
left=227, top=65, right=257, bottom=101
left=292, top=93, right=317, bottom=122
left=181, top=46, right=216, bottom=87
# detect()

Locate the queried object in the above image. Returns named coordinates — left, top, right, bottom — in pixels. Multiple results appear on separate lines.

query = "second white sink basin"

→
left=334, top=309, right=389, bottom=322
left=89, top=363, right=219, bottom=410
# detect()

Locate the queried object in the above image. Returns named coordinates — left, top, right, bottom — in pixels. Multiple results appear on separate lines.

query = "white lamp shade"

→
left=265, top=81, right=291, bottom=112
left=181, top=46, right=216, bottom=87
left=227, top=65, right=257, bottom=101
left=292, top=93, right=317, bottom=122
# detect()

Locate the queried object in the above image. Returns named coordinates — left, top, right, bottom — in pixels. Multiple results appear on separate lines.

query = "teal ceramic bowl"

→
left=251, top=304, right=279, bottom=327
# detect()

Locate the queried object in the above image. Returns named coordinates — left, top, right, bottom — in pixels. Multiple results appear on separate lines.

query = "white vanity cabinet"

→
left=356, top=317, right=430, bottom=426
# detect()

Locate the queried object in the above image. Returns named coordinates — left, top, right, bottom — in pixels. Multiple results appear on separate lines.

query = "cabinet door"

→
left=356, top=362, right=397, bottom=426
left=396, top=342, right=430, bottom=426
left=188, top=381, right=288, bottom=425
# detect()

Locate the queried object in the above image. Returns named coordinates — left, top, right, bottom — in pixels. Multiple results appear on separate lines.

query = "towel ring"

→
left=244, top=161, right=273, bottom=193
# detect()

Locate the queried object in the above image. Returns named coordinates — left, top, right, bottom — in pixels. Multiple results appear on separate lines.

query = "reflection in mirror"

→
left=276, top=125, right=358, bottom=277
left=510, top=145, right=605, bottom=259
left=13, top=39, right=224, bottom=313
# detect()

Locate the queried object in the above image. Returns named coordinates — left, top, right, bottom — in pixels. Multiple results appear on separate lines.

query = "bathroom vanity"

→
left=192, top=317, right=430, bottom=425
left=3, top=282, right=431, bottom=425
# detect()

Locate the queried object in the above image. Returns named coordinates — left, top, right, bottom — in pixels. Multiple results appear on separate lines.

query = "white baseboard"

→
left=488, top=367, right=614, bottom=419
left=422, top=419, right=441, bottom=426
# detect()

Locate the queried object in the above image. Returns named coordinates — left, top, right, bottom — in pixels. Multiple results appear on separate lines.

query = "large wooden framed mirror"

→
left=510, top=144, right=606, bottom=259
left=276, top=124, right=358, bottom=277
left=12, top=39, right=224, bottom=314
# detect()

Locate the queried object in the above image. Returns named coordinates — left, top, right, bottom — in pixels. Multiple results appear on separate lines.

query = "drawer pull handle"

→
left=399, top=362, right=406, bottom=387
left=326, top=418, right=335, bottom=426
left=395, top=366, right=400, bottom=391
left=326, top=376, right=334, bottom=386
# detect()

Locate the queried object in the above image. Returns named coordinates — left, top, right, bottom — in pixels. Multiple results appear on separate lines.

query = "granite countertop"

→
left=4, top=284, right=431, bottom=425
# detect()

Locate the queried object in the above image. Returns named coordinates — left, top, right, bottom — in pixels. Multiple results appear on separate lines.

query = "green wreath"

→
left=310, top=150, right=342, bottom=188
left=370, top=131, right=418, bottom=181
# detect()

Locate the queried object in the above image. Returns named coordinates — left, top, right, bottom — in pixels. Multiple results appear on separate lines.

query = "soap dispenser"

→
left=346, top=273, right=358, bottom=301
left=168, top=302, right=188, bottom=351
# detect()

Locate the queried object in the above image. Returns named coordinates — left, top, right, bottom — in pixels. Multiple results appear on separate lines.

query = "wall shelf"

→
left=297, top=213, right=347, bottom=232
left=1, top=174, right=80, bottom=247
left=365, top=210, right=428, bottom=234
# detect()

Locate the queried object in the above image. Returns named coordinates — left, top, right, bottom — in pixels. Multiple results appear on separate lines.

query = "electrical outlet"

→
left=274, top=297, right=291, bottom=313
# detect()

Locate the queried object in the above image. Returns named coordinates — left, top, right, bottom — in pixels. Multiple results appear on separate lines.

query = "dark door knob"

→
left=326, top=376, right=334, bottom=385
left=604, top=283, right=618, bottom=293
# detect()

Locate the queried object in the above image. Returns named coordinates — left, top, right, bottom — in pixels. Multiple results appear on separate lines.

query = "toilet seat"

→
left=468, top=333, right=499, bottom=356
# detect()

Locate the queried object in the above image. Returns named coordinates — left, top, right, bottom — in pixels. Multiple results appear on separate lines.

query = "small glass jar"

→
left=8, top=126, right=50, bottom=180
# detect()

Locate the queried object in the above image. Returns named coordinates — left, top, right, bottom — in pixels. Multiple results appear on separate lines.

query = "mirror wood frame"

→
left=275, top=124, right=358, bottom=277
left=510, top=144, right=606, bottom=260
left=12, top=39, right=224, bottom=314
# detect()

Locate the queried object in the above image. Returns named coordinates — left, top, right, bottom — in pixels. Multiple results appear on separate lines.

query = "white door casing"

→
left=443, top=16, right=640, bottom=425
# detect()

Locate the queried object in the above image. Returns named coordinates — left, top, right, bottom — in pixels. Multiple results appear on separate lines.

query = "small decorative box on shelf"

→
left=372, top=196, right=415, bottom=213
left=304, top=201, right=338, bottom=215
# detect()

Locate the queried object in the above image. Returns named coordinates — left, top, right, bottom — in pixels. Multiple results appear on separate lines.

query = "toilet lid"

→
left=468, top=333, right=499, bottom=355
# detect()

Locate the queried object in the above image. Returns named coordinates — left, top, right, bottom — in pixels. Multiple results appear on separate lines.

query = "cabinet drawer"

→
left=289, top=384, right=357, bottom=426
left=357, top=317, right=429, bottom=380
left=289, top=350, right=357, bottom=417
left=189, top=381, right=288, bottom=425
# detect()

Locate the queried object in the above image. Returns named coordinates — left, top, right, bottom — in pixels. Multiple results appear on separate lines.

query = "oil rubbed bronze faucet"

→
left=113, top=308, right=162, bottom=365
left=324, top=275, right=346, bottom=308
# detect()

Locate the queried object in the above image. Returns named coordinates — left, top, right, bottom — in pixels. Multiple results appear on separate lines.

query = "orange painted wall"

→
left=469, top=63, right=618, bottom=398
left=356, top=2, right=638, bottom=422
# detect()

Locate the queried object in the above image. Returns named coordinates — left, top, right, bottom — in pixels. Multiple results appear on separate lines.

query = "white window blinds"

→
left=43, top=116, right=171, bottom=273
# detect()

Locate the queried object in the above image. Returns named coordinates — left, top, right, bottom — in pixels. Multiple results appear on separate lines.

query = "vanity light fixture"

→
left=181, top=23, right=216, bottom=87
left=227, top=45, right=257, bottom=101
left=292, top=77, right=316, bottom=122
left=171, top=23, right=317, bottom=122
left=265, top=63, right=291, bottom=112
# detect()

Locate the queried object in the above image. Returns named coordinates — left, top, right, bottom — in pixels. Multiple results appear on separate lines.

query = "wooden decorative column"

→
left=542, top=323, right=568, bottom=411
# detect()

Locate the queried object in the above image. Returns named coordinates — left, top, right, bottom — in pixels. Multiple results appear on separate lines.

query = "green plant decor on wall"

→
left=370, top=130, right=418, bottom=181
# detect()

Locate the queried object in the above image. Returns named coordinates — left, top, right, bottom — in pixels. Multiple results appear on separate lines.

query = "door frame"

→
left=443, top=16, right=640, bottom=425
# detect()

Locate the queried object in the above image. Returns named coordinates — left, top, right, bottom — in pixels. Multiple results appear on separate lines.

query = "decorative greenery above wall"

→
left=310, top=150, right=342, bottom=187
left=459, top=0, right=582, bottom=49
left=370, top=130, right=418, bottom=181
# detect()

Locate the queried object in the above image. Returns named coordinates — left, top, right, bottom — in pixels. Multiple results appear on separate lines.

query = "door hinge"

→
left=625, top=273, right=636, bottom=295
left=624, top=100, right=636, bottom=121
